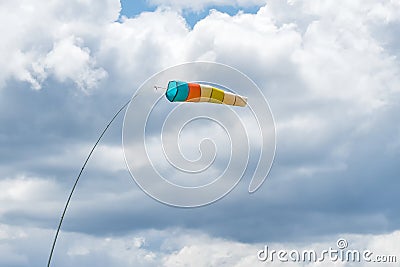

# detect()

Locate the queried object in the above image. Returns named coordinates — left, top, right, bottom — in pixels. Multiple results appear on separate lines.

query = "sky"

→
left=0, top=0, right=400, bottom=266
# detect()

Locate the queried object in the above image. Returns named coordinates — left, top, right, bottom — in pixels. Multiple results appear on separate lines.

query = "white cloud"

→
left=0, top=0, right=397, bottom=196
left=44, top=37, right=107, bottom=92
left=162, top=231, right=400, bottom=267
left=162, top=236, right=260, bottom=267
left=0, top=0, right=398, bottom=207
left=0, top=176, right=63, bottom=218
left=99, top=9, right=190, bottom=87
left=147, top=0, right=266, bottom=12
left=1, top=223, right=400, bottom=267
left=0, top=0, right=400, bottom=266
left=0, top=0, right=119, bottom=91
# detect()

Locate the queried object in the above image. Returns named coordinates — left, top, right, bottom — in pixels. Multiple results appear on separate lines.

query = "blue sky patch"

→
left=120, top=0, right=261, bottom=27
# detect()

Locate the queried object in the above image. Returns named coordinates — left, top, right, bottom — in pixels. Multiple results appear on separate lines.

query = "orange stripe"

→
left=186, top=83, right=201, bottom=102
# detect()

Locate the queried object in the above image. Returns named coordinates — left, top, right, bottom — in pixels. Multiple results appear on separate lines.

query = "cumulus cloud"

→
left=44, top=37, right=107, bottom=92
left=146, top=0, right=267, bottom=12
left=1, top=223, right=399, bottom=266
left=0, top=0, right=118, bottom=91
left=103, top=0, right=400, bottom=193
left=0, top=0, right=400, bottom=266
left=162, top=231, right=400, bottom=267
left=98, top=9, right=190, bottom=88
left=0, top=176, right=64, bottom=222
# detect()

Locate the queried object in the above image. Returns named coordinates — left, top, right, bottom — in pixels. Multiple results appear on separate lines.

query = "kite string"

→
left=47, top=98, right=132, bottom=267
left=154, top=85, right=166, bottom=92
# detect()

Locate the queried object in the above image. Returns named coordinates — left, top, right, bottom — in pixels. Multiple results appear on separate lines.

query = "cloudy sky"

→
left=1, top=0, right=400, bottom=266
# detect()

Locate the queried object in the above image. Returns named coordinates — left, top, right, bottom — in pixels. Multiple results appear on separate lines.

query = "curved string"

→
left=154, top=85, right=166, bottom=92
left=47, top=99, right=131, bottom=267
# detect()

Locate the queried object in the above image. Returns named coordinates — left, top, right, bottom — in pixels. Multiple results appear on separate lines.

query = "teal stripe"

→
left=166, top=81, right=189, bottom=102
left=166, top=81, right=178, bottom=102
left=173, top=81, right=189, bottom=102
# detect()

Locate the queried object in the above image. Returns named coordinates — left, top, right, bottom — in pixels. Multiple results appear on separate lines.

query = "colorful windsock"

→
left=165, top=81, right=247, bottom=107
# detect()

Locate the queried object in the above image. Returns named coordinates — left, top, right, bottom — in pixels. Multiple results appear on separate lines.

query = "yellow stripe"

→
left=209, top=87, right=224, bottom=104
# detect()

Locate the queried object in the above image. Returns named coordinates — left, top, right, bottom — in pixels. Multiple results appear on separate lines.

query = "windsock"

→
left=165, top=80, right=247, bottom=107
